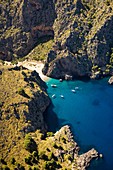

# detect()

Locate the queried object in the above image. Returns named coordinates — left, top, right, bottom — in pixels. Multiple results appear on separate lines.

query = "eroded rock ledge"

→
left=54, top=125, right=100, bottom=170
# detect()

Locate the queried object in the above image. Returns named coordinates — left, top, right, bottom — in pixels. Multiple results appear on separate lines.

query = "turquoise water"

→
left=45, top=78, right=113, bottom=170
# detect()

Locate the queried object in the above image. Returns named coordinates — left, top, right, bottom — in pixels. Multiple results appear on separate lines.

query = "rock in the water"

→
left=65, top=74, right=73, bottom=80
left=75, top=148, right=99, bottom=170
left=108, top=76, right=113, bottom=85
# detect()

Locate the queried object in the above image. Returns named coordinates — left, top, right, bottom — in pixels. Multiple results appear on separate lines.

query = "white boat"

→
left=52, top=94, right=56, bottom=98
left=59, top=79, right=63, bottom=82
left=60, top=95, right=64, bottom=98
left=75, top=87, right=79, bottom=90
left=51, top=84, right=57, bottom=88
left=71, top=89, right=76, bottom=93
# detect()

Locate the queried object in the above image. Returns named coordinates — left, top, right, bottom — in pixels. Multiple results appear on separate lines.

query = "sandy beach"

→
left=5, top=60, right=50, bottom=81
left=18, top=61, right=50, bottom=81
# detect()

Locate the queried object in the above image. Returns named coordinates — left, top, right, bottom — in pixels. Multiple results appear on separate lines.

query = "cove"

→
left=45, top=78, right=113, bottom=170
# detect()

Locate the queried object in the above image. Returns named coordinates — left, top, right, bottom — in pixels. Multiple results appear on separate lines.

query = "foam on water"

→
left=45, top=78, right=113, bottom=170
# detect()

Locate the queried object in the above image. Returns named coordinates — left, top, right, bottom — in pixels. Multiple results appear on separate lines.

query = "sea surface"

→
left=45, top=78, right=113, bottom=170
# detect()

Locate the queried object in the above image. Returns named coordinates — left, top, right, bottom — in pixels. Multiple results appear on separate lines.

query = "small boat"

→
left=75, top=87, right=79, bottom=90
left=52, top=94, right=56, bottom=98
left=59, top=79, right=63, bottom=82
left=51, top=84, right=57, bottom=88
left=60, top=95, right=64, bottom=98
left=71, top=89, right=76, bottom=93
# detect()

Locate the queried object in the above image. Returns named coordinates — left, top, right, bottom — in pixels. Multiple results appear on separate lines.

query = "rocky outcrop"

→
left=108, top=76, right=113, bottom=85
left=76, top=149, right=99, bottom=170
left=43, top=0, right=113, bottom=79
left=0, top=0, right=56, bottom=60
left=54, top=126, right=100, bottom=170
left=0, top=66, right=50, bottom=133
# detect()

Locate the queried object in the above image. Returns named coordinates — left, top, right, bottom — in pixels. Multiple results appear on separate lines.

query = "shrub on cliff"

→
left=17, top=88, right=26, bottom=96
left=46, top=132, right=54, bottom=137
left=25, top=155, right=32, bottom=165
left=17, top=88, right=29, bottom=98
left=44, top=160, right=61, bottom=170
left=10, top=157, right=16, bottom=165
left=24, top=134, right=37, bottom=153
left=39, top=151, right=48, bottom=160
left=1, top=166, right=10, bottom=170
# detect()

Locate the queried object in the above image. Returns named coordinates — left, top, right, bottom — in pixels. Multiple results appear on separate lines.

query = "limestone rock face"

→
left=54, top=126, right=100, bottom=170
left=0, top=0, right=56, bottom=60
left=43, top=0, right=113, bottom=79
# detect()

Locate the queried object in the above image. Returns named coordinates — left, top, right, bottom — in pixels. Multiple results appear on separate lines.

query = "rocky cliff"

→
left=0, top=122, right=101, bottom=170
left=43, top=0, right=113, bottom=79
left=1, top=0, right=113, bottom=79
left=0, top=0, right=55, bottom=61
left=0, top=65, right=50, bottom=164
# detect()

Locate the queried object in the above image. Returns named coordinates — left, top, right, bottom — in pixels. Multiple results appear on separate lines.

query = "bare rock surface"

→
left=54, top=125, right=100, bottom=170
left=108, top=76, right=113, bottom=85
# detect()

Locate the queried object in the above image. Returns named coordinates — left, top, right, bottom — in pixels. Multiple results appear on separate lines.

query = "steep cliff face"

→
left=0, top=65, right=50, bottom=162
left=0, top=0, right=56, bottom=60
left=1, top=0, right=113, bottom=78
left=43, top=0, right=113, bottom=79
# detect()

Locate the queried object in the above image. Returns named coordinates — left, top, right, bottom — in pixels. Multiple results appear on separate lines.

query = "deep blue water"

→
left=45, top=78, right=113, bottom=170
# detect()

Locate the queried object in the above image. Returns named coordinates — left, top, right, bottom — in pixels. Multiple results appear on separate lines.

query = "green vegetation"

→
left=10, top=157, right=16, bottom=165
left=25, top=40, right=54, bottom=61
left=46, top=132, right=54, bottom=137
left=17, top=87, right=30, bottom=98
left=18, top=87, right=26, bottom=96
left=0, top=66, right=78, bottom=170
left=24, top=134, right=37, bottom=152
left=92, top=65, right=98, bottom=71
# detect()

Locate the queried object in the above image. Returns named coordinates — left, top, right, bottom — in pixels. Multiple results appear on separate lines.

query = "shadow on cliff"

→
left=95, top=16, right=113, bottom=66
left=43, top=101, right=70, bottom=132
left=22, top=0, right=57, bottom=56
left=19, top=70, right=50, bottom=133
left=44, top=102, right=59, bottom=132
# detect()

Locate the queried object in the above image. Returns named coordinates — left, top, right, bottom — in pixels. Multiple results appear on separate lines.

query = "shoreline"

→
left=4, top=60, right=50, bottom=82
left=18, top=60, right=50, bottom=82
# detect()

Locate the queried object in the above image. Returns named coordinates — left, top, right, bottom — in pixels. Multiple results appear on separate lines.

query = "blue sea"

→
left=45, top=78, right=113, bottom=170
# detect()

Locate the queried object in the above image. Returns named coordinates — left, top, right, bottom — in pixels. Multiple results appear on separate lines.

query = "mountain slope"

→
left=0, top=0, right=55, bottom=61
left=43, top=0, right=113, bottom=79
